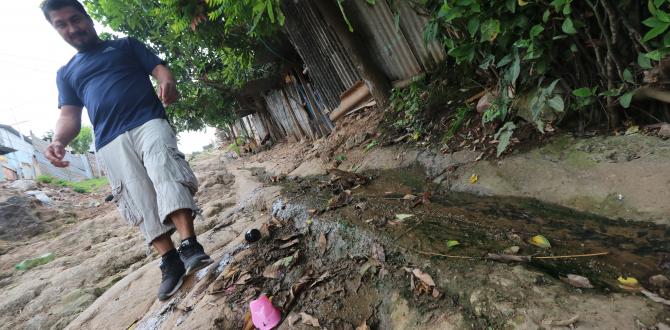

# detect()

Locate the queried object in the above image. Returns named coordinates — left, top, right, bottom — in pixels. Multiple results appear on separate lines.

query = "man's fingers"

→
left=51, top=160, right=70, bottom=168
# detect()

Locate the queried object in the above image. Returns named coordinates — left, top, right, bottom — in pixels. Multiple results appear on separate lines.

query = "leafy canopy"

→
left=70, top=126, right=93, bottom=154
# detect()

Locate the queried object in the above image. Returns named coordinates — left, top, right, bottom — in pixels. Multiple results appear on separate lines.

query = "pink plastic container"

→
left=249, top=295, right=281, bottom=330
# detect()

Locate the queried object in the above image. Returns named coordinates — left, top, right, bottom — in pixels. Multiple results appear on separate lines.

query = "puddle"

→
left=286, top=166, right=669, bottom=290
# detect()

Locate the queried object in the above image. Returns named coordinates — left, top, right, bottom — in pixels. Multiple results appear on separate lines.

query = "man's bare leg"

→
left=169, top=209, right=195, bottom=240
left=152, top=234, right=175, bottom=255
left=169, top=208, right=213, bottom=275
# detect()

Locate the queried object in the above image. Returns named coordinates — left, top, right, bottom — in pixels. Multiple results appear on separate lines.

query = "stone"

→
left=25, top=191, right=52, bottom=205
left=9, top=179, right=37, bottom=191
left=658, top=124, right=670, bottom=138
left=649, top=274, right=670, bottom=288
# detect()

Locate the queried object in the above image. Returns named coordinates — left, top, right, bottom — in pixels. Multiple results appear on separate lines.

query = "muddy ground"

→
left=1, top=109, right=669, bottom=329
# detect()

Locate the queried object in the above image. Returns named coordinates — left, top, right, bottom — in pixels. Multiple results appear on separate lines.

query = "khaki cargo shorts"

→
left=98, top=118, right=198, bottom=244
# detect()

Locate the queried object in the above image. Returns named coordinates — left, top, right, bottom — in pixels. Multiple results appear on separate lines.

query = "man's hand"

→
left=46, top=140, right=70, bottom=167
left=152, top=64, right=178, bottom=107
left=158, top=80, right=178, bottom=106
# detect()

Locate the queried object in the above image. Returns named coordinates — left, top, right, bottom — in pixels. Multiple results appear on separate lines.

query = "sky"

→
left=0, top=0, right=215, bottom=154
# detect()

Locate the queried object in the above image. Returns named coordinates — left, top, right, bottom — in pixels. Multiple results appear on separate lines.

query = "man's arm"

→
left=151, top=64, right=178, bottom=106
left=46, top=105, right=83, bottom=168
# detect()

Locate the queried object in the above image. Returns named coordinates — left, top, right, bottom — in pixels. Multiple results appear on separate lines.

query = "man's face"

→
left=48, top=6, right=98, bottom=51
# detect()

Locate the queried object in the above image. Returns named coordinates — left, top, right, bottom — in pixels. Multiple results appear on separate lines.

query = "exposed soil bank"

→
left=244, top=133, right=670, bottom=225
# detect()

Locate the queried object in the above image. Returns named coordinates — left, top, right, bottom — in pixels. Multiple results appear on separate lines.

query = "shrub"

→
left=36, top=175, right=54, bottom=184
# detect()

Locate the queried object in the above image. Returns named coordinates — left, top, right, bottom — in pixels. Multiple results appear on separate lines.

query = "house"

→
left=0, top=124, right=36, bottom=181
left=0, top=123, right=100, bottom=182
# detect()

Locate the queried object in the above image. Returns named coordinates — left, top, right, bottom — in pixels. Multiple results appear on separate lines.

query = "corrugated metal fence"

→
left=237, top=0, right=446, bottom=144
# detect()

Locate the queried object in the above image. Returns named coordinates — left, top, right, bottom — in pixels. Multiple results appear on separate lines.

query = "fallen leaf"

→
left=560, top=274, right=594, bottom=289
left=641, top=289, right=670, bottom=306
left=310, top=271, right=331, bottom=288
left=286, top=275, right=312, bottom=308
left=403, top=194, right=417, bottom=200
left=318, top=232, right=327, bottom=255
left=529, top=235, right=551, bottom=248
left=625, top=125, right=640, bottom=135
left=617, top=276, right=640, bottom=291
left=235, top=273, right=252, bottom=285
left=276, top=233, right=301, bottom=242
left=469, top=174, right=478, bottom=184
left=396, top=214, right=414, bottom=221
left=412, top=268, right=436, bottom=287
left=242, top=309, right=255, bottom=330
left=446, top=240, right=460, bottom=249
left=262, top=253, right=297, bottom=279
left=300, top=312, right=320, bottom=327
left=287, top=313, right=301, bottom=326
left=279, top=238, right=300, bottom=249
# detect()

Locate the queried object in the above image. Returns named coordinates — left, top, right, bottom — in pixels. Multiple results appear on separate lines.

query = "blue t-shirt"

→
left=56, top=37, right=166, bottom=149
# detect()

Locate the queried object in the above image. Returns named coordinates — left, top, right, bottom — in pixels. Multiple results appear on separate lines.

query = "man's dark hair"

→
left=40, top=0, right=89, bottom=23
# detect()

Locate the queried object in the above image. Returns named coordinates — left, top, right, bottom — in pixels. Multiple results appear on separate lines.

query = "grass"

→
left=37, top=175, right=108, bottom=193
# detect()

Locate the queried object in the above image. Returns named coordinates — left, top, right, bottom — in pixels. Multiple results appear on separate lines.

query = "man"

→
left=41, top=0, right=213, bottom=301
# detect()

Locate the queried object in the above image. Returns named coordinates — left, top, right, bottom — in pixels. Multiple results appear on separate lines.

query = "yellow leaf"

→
left=469, top=174, right=478, bottom=184
left=518, top=0, right=529, bottom=5
left=446, top=240, right=460, bottom=249
left=617, top=276, right=639, bottom=287
left=529, top=235, right=551, bottom=248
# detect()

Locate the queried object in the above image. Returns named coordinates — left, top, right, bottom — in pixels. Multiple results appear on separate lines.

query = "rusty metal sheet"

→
left=348, top=0, right=422, bottom=81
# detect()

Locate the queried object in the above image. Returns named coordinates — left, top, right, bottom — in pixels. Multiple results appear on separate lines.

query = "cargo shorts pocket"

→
left=165, top=145, right=199, bottom=195
left=111, top=182, right=142, bottom=226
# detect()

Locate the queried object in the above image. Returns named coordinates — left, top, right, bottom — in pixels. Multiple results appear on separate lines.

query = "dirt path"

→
left=2, top=126, right=669, bottom=329
left=65, top=151, right=669, bottom=329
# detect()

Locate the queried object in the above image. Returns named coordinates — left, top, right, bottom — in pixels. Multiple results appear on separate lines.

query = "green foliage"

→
left=70, top=126, right=93, bottom=154
left=37, top=175, right=108, bottom=193
left=364, top=140, right=379, bottom=152
left=227, top=142, right=241, bottom=155
left=335, top=154, right=347, bottom=161
left=390, top=82, right=426, bottom=139
left=423, top=0, right=670, bottom=129
left=37, top=175, right=53, bottom=184
left=494, top=121, right=516, bottom=157
left=443, top=105, right=472, bottom=144
left=84, top=0, right=284, bottom=132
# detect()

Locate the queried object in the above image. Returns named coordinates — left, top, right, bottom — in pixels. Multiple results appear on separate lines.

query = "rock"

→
left=658, top=124, right=670, bottom=138
left=0, top=196, right=44, bottom=240
left=203, top=202, right=224, bottom=218
left=25, top=191, right=52, bottom=205
left=10, top=180, right=37, bottom=191
left=649, top=274, right=670, bottom=288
